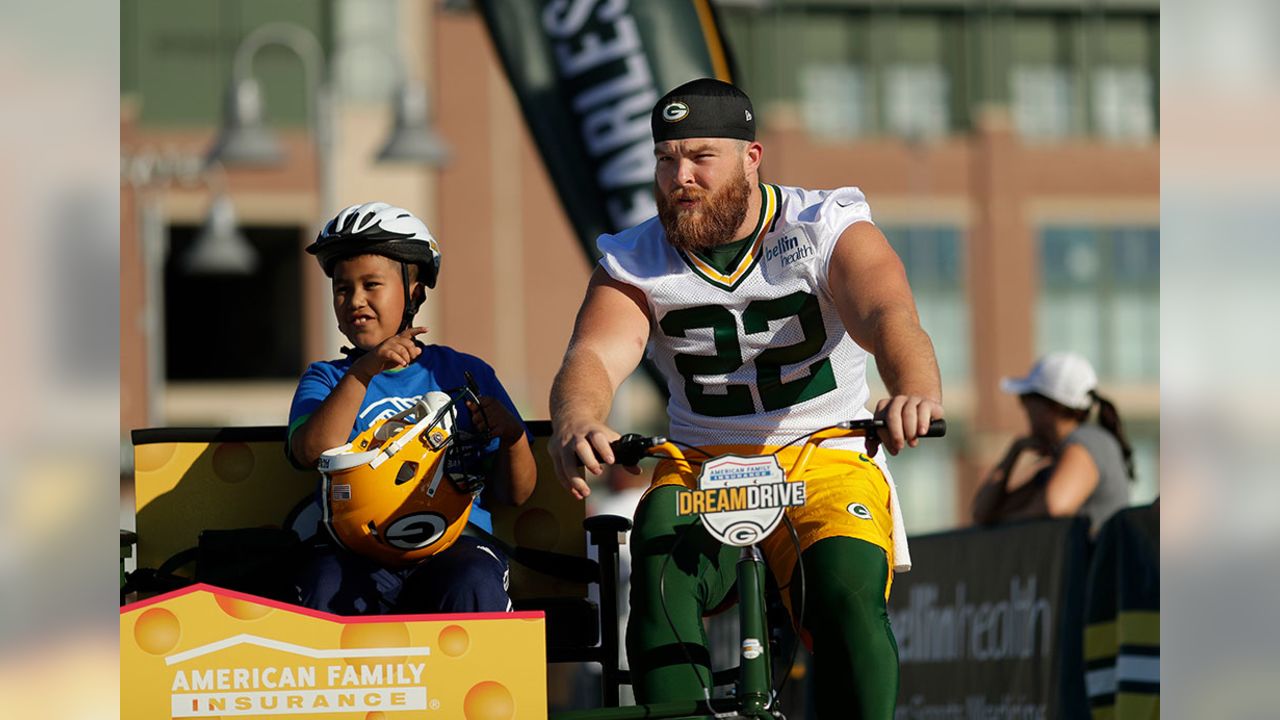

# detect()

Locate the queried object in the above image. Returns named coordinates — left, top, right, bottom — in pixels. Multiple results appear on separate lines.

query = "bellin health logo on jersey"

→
left=678, top=455, right=806, bottom=547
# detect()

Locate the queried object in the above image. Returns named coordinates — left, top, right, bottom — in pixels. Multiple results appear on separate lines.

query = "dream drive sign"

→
left=679, top=454, right=806, bottom=547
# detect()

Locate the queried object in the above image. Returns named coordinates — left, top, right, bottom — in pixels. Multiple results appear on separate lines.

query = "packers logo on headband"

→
left=662, top=101, right=690, bottom=122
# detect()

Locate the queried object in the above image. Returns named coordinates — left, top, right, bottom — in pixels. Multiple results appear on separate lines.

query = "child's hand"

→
left=350, top=327, right=427, bottom=382
left=466, top=396, right=524, bottom=448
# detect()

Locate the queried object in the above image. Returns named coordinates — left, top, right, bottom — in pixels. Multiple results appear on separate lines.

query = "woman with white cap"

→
left=972, top=351, right=1134, bottom=533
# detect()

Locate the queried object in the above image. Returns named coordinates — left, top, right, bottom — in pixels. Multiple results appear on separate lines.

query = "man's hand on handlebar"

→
left=868, top=395, right=946, bottom=457
left=550, top=420, right=640, bottom=500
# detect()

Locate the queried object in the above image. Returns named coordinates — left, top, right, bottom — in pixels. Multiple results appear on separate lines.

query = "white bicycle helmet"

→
left=306, top=202, right=442, bottom=331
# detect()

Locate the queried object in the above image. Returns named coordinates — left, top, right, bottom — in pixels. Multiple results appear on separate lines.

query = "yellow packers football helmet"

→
left=318, top=389, right=484, bottom=568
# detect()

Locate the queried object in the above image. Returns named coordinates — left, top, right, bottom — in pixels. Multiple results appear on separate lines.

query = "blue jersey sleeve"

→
left=288, top=362, right=343, bottom=440
left=286, top=361, right=351, bottom=471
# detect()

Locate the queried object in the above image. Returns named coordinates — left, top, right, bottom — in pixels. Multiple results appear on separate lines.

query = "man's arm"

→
left=828, top=221, right=944, bottom=455
left=549, top=266, right=652, bottom=499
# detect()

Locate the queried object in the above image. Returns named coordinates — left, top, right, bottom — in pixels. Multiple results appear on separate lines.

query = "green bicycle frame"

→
left=551, top=543, right=778, bottom=720
left=736, top=544, right=777, bottom=718
left=552, top=420, right=946, bottom=719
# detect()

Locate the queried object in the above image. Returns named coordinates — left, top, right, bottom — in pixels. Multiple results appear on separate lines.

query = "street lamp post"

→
left=209, top=22, right=336, bottom=216
left=204, top=22, right=339, bottom=352
left=206, top=21, right=449, bottom=353
left=182, top=192, right=259, bottom=275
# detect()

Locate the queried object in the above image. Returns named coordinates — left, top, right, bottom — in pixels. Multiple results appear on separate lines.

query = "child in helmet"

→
left=287, top=201, right=537, bottom=615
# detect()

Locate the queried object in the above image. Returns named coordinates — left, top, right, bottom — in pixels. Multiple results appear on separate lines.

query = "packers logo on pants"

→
left=847, top=502, right=873, bottom=520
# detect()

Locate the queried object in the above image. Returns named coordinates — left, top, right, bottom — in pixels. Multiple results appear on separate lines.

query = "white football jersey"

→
left=598, top=183, right=877, bottom=450
left=599, top=183, right=915, bottom=571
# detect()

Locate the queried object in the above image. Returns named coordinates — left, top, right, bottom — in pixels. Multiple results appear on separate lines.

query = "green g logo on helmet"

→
left=662, top=101, right=690, bottom=122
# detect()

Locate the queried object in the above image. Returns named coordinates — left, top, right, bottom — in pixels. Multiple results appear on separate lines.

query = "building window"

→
left=125, top=2, right=330, bottom=127
left=1093, top=66, right=1155, bottom=142
left=880, top=12, right=952, bottom=139
left=719, top=6, right=959, bottom=139
left=874, top=226, right=967, bottom=533
left=1037, top=226, right=1159, bottom=382
left=880, top=226, right=969, bottom=382
left=1128, top=422, right=1160, bottom=506
left=893, top=439, right=960, bottom=534
left=1012, top=65, right=1075, bottom=141
left=718, top=7, right=873, bottom=136
left=800, top=63, right=872, bottom=139
left=1010, top=14, right=1082, bottom=142
left=1090, top=16, right=1158, bottom=142
left=336, top=0, right=401, bottom=104
left=164, top=225, right=304, bottom=380
left=885, top=63, right=950, bottom=140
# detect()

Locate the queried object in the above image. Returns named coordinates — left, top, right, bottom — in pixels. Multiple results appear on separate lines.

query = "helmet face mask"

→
left=319, top=386, right=486, bottom=567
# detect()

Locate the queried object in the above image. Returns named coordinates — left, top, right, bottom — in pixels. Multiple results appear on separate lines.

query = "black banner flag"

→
left=476, top=0, right=733, bottom=262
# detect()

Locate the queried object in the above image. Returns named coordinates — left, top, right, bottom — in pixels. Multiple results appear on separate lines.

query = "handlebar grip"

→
left=610, top=433, right=653, bottom=467
left=844, top=417, right=947, bottom=439
left=573, top=433, right=655, bottom=468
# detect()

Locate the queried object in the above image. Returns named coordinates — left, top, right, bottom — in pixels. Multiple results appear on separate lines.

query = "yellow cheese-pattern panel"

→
left=134, top=435, right=317, bottom=573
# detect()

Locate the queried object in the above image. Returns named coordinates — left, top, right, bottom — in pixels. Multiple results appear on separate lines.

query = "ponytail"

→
left=1089, top=390, right=1135, bottom=480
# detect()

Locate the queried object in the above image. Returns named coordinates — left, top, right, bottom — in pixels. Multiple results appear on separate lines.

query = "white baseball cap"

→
left=1000, top=352, right=1098, bottom=411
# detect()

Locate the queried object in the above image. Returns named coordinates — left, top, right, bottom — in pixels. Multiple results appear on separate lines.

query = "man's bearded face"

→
left=655, top=159, right=752, bottom=254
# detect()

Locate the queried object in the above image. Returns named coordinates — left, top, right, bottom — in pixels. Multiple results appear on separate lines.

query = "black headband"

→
left=651, top=78, right=755, bottom=143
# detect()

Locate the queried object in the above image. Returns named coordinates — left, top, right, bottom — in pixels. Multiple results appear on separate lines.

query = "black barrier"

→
left=1083, top=504, right=1160, bottom=718
left=889, top=517, right=1092, bottom=720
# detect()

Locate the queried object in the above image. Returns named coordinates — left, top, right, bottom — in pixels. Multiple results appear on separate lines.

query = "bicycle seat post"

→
left=736, top=542, right=773, bottom=717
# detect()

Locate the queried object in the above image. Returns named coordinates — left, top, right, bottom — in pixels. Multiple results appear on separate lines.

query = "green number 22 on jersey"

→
left=658, top=290, right=838, bottom=416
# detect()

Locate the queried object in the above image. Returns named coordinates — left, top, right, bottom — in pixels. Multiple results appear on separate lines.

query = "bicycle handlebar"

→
left=608, top=433, right=667, bottom=467
left=845, top=417, right=947, bottom=438
left=601, top=418, right=947, bottom=467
